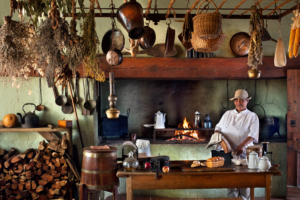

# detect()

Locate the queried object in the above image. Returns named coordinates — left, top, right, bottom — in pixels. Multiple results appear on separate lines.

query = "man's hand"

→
left=234, top=136, right=254, bottom=156
left=234, top=144, right=245, bottom=156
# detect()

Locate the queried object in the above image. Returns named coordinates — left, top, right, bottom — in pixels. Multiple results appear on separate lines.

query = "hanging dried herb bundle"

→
left=0, top=16, right=34, bottom=78
left=81, top=0, right=105, bottom=82
left=36, top=14, right=70, bottom=77
left=248, top=6, right=263, bottom=69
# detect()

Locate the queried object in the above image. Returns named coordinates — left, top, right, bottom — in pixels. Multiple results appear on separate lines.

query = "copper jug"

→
left=117, top=0, right=145, bottom=39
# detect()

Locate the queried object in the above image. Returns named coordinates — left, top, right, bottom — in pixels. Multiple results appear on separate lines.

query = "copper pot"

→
left=139, top=26, right=156, bottom=49
left=117, top=0, right=145, bottom=39
left=229, top=32, right=250, bottom=57
left=106, top=49, right=123, bottom=66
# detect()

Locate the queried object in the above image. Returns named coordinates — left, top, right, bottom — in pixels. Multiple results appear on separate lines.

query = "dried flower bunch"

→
left=0, top=16, right=35, bottom=79
left=248, top=5, right=263, bottom=69
left=36, top=7, right=70, bottom=77
left=81, top=0, right=105, bottom=82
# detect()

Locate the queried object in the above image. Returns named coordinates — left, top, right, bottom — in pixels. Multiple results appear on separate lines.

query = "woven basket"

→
left=191, top=32, right=226, bottom=53
left=193, top=0, right=222, bottom=39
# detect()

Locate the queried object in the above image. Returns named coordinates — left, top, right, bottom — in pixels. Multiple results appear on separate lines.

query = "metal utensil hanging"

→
left=36, top=77, right=45, bottom=111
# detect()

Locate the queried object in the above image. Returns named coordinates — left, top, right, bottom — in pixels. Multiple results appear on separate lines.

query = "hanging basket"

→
left=193, top=0, right=222, bottom=39
left=191, top=32, right=226, bottom=53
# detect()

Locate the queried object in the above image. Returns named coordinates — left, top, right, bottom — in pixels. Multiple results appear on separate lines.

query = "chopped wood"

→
left=60, top=134, right=68, bottom=150
left=37, top=169, right=42, bottom=176
left=4, top=174, right=11, bottom=182
left=25, top=171, right=31, bottom=178
left=21, top=190, right=29, bottom=197
left=38, top=194, right=48, bottom=200
left=53, top=173, right=60, bottom=178
left=11, top=183, right=17, bottom=190
left=5, top=188, right=12, bottom=196
left=59, top=157, right=66, bottom=164
left=15, top=194, right=21, bottom=199
left=42, top=165, right=48, bottom=171
left=13, top=168, right=22, bottom=174
left=0, top=149, right=7, bottom=157
left=55, top=166, right=62, bottom=172
left=0, top=180, right=5, bottom=186
left=46, top=192, right=53, bottom=199
left=52, top=152, right=58, bottom=158
left=56, top=147, right=65, bottom=156
left=31, top=181, right=37, bottom=190
left=41, top=174, right=53, bottom=182
left=38, top=180, right=47, bottom=187
left=18, top=183, right=23, bottom=191
left=36, top=161, right=42, bottom=169
left=33, top=150, right=42, bottom=162
left=53, top=188, right=60, bottom=195
left=62, top=163, right=67, bottom=171
left=48, top=140, right=59, bottom=151
left=42, top=155, right=50, bottom=161
left=60, top=170, right=67, bottom=175
left=8, top=169, right=14, bottom=176
left=59, top=180, right=67, bottom=187
left=31, top=192, right=39, bottom=199
left=25, top=181, right=31, bottom=191
left=11, top=149, right=33, bottom=164
left=55, top=162, right=61, bottom=168
left=38, top=141, right=46, bottom=151
left=50, top=170, right=57, bottom=175
left=26, top=151, right=35, bottom=159
left=24, top=164, right=32, bottom=171
left=4, top=155, right=16, bottom=168
left=51, top=183, right=61, bottom=189
left=11, top=179, right=18, bottom=184
left=3, top=148, right=17, bottom=161
left=48, top=188, right=55, bottom=196
left=36, top=186, right=44, bottom=193
left=28, top=159, right=35, bottom=167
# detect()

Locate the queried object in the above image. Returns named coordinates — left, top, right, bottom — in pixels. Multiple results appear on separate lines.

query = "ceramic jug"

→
left=258, top=156, right=271, bottom=171
left=246, top=151, right=259, bottom=169
left=153, top=111, right=166, bottom=129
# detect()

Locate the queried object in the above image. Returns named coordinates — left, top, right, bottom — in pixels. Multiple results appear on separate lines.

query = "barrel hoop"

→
left=85, top=185, right=113, bottom=190
left=81, top=168, right=118, bottom=174
left=83, top=151, right=116, bottom=158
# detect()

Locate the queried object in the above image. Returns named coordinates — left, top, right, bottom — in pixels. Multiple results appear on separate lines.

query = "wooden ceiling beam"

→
left=278, top=3, right=299, bottom=19
left=77, top=57, right=300, bottom=80
left=227, top=0, right=247, bottom=18
left=240, top=0, right=263, bottom=16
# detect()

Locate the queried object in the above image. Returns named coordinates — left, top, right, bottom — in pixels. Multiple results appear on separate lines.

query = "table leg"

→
left=250, top=187, right=254, bottom=200
left=265, top=174, right=272, bottom=200
left=113, top=185, right=118, bottom=200
left=127, top=176, right=133, bottom=200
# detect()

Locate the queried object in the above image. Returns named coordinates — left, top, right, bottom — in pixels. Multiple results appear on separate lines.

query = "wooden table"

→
left=117, top=162, right=282, bottom=200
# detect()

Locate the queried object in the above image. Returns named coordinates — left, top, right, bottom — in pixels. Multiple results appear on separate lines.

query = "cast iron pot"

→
left=117, top=0, right=145, bottom=39
left=139, top=26, right=156, bottom=49
left=17, top=103, right=39, bottom=128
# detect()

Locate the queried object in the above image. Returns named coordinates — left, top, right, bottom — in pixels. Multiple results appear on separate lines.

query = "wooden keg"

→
left=246, top=146, right=263, bottom=159
left=81, top=146, right=119, bottom=190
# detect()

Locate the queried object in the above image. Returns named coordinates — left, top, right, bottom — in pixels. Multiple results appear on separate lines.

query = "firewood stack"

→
left=0, top=134, right=69, bottom=200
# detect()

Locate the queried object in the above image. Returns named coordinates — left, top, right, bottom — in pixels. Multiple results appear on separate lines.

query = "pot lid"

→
left=229, top=32, right=250, bottom=57
left=259, top=156, right=269, bottom=160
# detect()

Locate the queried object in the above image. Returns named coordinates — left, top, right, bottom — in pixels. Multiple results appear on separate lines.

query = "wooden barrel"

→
left=246, top=146, right=263, bottom=159
left=81, top=146, right=119, bottom=190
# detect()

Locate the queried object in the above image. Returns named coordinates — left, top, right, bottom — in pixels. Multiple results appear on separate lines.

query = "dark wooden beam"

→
left=279, top=4, right=299, bottom=19
left=80, top=56, right=300, bottom=80
left=64, top=13, right=279, bottom=20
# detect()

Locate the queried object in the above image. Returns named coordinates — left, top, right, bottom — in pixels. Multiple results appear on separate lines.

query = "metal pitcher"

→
left=17, top=103, right=39, bottom=128
left=117, top=0, right=145, bottom=39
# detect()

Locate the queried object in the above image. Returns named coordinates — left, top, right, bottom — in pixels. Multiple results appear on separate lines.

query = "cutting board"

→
left=181, top=161, right=236, bottom=172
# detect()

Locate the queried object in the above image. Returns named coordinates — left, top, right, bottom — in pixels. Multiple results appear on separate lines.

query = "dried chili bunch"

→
left=0, top=16, right=33, bottom=79
left=81, top=0, right=105, bottom=82
left=248, top=6, right=263, bottom=69
left=36, top=15, right=70, bottom=77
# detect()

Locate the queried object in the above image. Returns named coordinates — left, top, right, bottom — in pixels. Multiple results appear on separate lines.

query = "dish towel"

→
left=205, top=132, right=222, bottom=150
left=136, top=139, right=151, bottom=156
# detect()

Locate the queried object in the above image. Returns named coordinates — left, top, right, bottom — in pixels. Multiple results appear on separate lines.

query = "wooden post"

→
left=265, top=174, right=272, bottom=200
left=250, top=187, right=254, bottom=200
left=126, top=176, right=133, bottom=200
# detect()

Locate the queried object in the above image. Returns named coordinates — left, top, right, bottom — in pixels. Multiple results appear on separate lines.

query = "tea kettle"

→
left=153, top=111, right=166, bottom=129
left=258, top=156, right=271, bottom=171
left=17, top=103, right=39, bottom=128
left=246, top=151, right=259, bottom=169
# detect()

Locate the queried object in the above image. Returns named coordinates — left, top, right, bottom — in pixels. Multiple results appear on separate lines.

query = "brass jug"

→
left=117, top=0, right=145, bottom=39
left=248, top=68, right=261, bottom=78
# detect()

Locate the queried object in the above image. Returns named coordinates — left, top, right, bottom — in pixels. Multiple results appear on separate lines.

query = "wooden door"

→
left=287, top=70, right=300, bottom=200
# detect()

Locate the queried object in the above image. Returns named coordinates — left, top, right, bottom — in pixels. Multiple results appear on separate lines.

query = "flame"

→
left=174, top=117, right=199, bottom=139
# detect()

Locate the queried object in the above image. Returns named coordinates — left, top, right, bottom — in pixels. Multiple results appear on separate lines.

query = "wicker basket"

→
left=193, top=0, right=222, bottom=39
left=191, top=32, right=226, bottom=53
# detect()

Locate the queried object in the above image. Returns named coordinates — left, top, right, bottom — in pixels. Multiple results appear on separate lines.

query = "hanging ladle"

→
left=62, top=85, right=74, bottom=114
left=73, top=72, right=79, bottom=104
left=55, top=85, right=67, bottom=106
left=83, top=78, right=97, bottom=111
left=36, top=77, right=45, bottom=111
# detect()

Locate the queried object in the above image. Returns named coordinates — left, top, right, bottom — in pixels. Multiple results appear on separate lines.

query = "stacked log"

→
left=0, top=134, right=69, bottom=200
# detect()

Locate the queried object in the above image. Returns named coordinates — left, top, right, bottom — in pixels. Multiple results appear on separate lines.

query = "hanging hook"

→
left=251, top=80, right=266, bottom=117
left=221, top=80, right=229, bottom=109
left=166, top=17, right=171, bottom=26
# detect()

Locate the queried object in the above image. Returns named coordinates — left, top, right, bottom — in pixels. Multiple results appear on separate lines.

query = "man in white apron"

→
left=214, top=89, right=259, bottom=200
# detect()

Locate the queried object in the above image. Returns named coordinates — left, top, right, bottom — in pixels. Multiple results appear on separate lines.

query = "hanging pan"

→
left=62, top=85, right=73, bottom=114
left=101, top=28, right=125, bottom=54
left=229, top=32, right=250, bottom=57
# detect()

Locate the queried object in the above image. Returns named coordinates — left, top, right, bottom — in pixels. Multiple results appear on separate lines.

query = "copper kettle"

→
left=117, top=0, right=145, bottom=39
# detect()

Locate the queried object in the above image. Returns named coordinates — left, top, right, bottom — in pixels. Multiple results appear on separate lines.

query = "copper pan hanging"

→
left=229, top=32, right=250, bottom=57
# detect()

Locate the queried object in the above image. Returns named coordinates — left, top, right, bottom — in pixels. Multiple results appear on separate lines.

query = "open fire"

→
left=167, top=118, right=205, bottom=142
